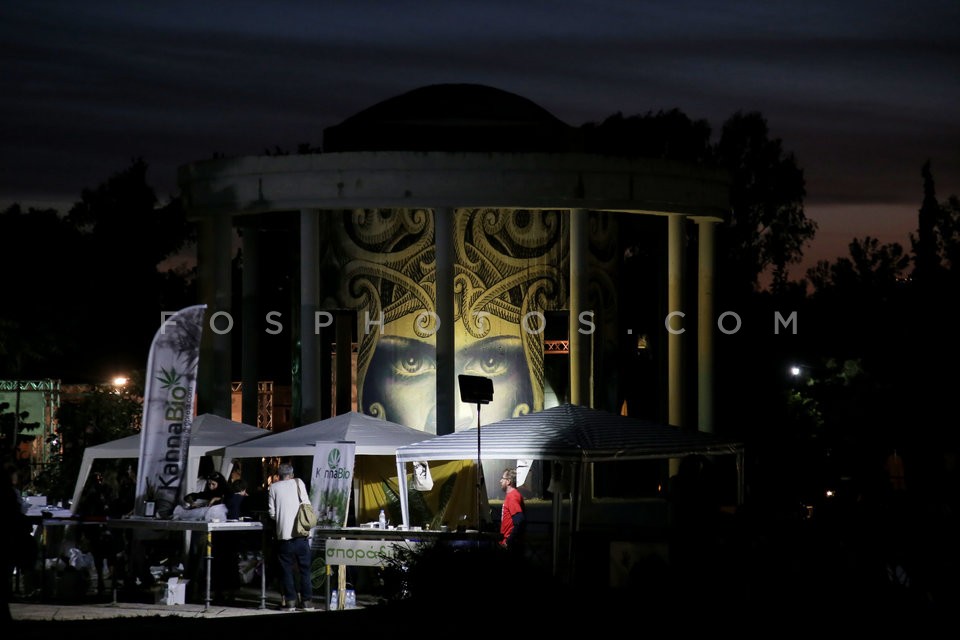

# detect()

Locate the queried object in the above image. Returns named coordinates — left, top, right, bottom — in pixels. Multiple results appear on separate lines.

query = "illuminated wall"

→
left=327, top=207, right=619, bottom=433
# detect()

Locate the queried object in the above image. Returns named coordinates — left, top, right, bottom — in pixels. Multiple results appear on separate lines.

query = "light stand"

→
left=458, top=374, right=493, bottom=529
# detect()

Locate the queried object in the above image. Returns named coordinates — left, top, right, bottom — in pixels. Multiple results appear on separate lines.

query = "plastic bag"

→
left=412, top=461, right=434, bottom=491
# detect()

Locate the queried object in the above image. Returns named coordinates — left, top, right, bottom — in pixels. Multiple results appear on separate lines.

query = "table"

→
left=35, top=517, right=113, bottom=600
left=310, top=527, right=498, bottom=564
left=309, top=526, right=498, bottom=610
left=105, top=517, right=266, bottom=610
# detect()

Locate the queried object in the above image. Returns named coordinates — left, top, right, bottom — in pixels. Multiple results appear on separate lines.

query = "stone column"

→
left=569, top=208, right=591, bottom=407
left=667, top=214, right=686, bottom=429
left=434, top=207, right=455, bottom=435
left=197, top=212, right=234, bottom=417
left=300, top=209, right=321, bottom=425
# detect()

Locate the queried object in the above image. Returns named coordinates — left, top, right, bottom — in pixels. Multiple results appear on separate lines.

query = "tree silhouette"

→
left=580, top=109, right=714, bottom=163
left=582, top=108, right=816, bottom=296
left=716, top=111, right=815, bottom=295
left=0, top=159, right=195, bottom=383
left=0, top=204, right=87, bottom=378
left=911, top=160, right=940, bottom=283
left=806, top=237, right=910, bottom=295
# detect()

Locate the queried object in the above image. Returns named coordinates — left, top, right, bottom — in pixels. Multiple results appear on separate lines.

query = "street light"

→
left=458, top=374, right=493, bottom=529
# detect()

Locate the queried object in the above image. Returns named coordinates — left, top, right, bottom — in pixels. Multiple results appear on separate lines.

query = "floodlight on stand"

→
left=458, top=375, right=493, bottom=530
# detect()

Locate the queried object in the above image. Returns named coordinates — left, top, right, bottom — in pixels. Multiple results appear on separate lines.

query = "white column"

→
left=667, top=214, right=686, bottom=428
left=697, top=220, right=717, bottom=433
left=569, top=208, right=591, bottom=406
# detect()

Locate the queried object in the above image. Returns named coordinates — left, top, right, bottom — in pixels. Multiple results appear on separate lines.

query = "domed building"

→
left=178, top=84, right=729, bottom=507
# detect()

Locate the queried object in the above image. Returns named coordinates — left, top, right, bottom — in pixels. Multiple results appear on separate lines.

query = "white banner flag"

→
left=135, top=305, right=206, bottom=518
left=310, top=441, right=356, bottom=528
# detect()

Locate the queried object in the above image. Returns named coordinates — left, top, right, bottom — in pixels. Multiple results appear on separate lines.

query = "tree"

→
left=580, top=109, right=714, bottom=163
left=798, top=166, right=960, bottom=477
left=716, top=111, right=815, bottom=294
left=806, top=236, right=910, bottom=295
left=580, top=108, right=815, bottom=295
left=911, top=160, right=940, bottom=283
left=2, top=160, right=197, bottom=382
left=939, top=195, right=960, bottom=275
left=0, top=204, right=90, bottom=379
left=32, top=376, right=143, bottom=503
left=911, top=162, right=960, bottom=289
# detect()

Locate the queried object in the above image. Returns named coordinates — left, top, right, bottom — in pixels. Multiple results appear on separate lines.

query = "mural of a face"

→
left=362, top=315, right=533, bottom=432
left=338, top=207, right=567, bottom=432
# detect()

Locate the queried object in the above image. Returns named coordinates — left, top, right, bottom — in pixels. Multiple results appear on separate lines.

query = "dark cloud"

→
left=1, top=0, right=957, bottom=268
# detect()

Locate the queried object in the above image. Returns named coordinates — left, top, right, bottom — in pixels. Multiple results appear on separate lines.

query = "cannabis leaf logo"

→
left=157, top=367, right=183, bottom=389
left=327, top=448, right=341, bottom=470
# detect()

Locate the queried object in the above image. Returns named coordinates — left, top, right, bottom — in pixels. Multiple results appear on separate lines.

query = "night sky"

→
left=2, top=0, right=958, bottom=278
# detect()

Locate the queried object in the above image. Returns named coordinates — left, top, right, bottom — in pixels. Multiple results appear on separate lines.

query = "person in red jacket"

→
left=499, top=468, right=526, bottom=555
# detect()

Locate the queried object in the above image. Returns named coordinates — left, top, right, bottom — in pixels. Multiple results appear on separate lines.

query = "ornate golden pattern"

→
left=335, top=207, right=569, bottom=416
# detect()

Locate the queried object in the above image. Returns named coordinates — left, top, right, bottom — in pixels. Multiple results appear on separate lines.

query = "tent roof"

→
left=81, top=413, right=269, bottom=459
left=396, top=404, right=744, bottom=463
left=221, top=411, right=430, bottom=459
left=71, top=413, right=269, bottom=512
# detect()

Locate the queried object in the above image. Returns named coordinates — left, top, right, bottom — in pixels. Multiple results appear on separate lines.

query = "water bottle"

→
left=378, top=508, right=387, bottom=529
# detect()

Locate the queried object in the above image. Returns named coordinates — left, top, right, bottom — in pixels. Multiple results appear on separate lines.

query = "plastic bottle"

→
left=378, top=508, right=387, bottom=529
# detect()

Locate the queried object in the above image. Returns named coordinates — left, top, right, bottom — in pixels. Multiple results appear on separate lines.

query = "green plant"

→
left=381, top=471, right=457, bottom=528
left=33, top=382, right=141, bottom=502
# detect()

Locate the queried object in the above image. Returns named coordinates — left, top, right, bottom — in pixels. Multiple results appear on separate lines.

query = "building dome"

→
left=323, top=84, right=576, bottom=153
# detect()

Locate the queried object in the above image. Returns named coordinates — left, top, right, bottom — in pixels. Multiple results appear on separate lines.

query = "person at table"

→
left=225, top=478, right=249, bottom=520
left=183, top=472, right=229, bottom=507
left=268, top=463, right=314, bottom=611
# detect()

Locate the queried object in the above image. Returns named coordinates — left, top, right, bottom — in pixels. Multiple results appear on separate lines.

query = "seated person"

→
left=183, top=472, right=229, bottom=508
left=224, top=479, right=249, bottom=520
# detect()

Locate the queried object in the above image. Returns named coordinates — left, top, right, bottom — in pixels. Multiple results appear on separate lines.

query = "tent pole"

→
left=567, top=462, right=582, bottom=582
left=551, top=483, right=561, bottom=577
left=397, top=459, right=410, bottom=528
left=475, top=403, right=481, bottom=528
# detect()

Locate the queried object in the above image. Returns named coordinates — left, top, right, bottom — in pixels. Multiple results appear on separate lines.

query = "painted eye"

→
left=464, top=352, right=507, bottom=377
left=393, top=353, right=436, bottom=378
left=401, top=356, right=424, bottom=373
left=479, top=354, right=504, bottom=375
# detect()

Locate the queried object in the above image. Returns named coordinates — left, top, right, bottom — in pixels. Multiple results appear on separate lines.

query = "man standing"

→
left=268, top=463, right=314, bottom=611
left=499, top=468, right=526, bottom=556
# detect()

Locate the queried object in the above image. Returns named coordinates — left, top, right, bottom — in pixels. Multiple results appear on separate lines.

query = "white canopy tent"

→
left=217, top=411, right=429, bottom=464
left=217, top=411, right=432, bottom=522
left=394, top=403, right=745, bottom=574
left=70, top=413, right=269, bottom=513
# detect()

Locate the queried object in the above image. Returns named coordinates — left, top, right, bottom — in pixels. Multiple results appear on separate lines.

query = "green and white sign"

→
left=310, top=440, right=356, bottom=528
left=325, top=539, right=417, bottom=566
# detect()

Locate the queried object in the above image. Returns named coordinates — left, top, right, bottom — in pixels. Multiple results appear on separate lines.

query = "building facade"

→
left=178, top=85, right=729, bottom=439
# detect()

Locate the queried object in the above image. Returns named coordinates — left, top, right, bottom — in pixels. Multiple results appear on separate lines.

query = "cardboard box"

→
left=165, top=577, right=189, bottom=605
